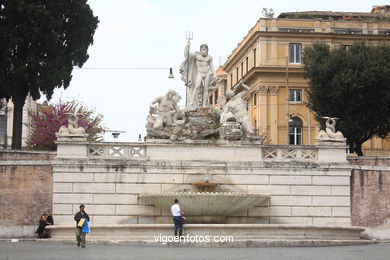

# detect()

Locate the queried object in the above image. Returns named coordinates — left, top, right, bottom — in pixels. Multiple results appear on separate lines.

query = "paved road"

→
left=0, top=241, right=390, bottom=260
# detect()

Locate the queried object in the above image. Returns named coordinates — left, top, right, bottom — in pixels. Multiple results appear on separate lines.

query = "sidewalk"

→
left=1, top=241, right=390, bottom=260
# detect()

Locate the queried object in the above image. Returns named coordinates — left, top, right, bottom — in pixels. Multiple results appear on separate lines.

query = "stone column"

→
left=258, top=86, right=268, bottom=137
left=269, top=86, right=279, bottom=144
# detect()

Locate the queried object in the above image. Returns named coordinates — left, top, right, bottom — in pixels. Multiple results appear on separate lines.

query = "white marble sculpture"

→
left=220, top=81, right=253, bottom=135
left=316, top=117, right=345, bottom=143
left=180, top=41, right=216, bottom=108
left=148, top=90, right=181, bottom=129
left=57, top=113, right=86, bottom=136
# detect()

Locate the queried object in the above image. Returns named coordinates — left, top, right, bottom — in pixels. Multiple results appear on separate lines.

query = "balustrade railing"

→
left=87, top=142, right=318, bottom=161
left=262, top=146, right=318, bottom=160
left=88, top=142, right=146, bottom=159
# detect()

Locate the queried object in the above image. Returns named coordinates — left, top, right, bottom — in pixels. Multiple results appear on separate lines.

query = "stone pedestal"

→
left=55, top=134, right=89, bottom=159
left=316, top=138, right=348, bottom=162
left=145, top=139, right=263, bottom=161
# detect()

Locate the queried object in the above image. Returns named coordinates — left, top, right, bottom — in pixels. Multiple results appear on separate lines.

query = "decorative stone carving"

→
left=56, top=113, right=88, bottom=141
left=316, top=117, right=346, bottom=145
left=148, top=90, right=181, bottom=129
left=180, top=41, right=216, bottom=108
left=269, top=85, right=279, bottom=96
left=146, top=91, right=221, bottom=141
left=220, top=81, right=257, bottom=141
left=257, top=85, right=268, bottom=95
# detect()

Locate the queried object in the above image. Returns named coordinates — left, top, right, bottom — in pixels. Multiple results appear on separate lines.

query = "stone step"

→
left=46, top=224, right=370, bottom=247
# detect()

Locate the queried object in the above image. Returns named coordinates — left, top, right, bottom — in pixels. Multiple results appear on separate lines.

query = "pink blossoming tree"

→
left=26, top=100, right=104, bottom=150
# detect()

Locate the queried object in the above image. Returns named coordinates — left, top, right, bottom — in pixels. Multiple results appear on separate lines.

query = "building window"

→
left=214, top=89, right=219, bottom=104
left=289, top=89, right=302, bottom=102
left=253, top=48, right=256, bottom=67
left=236, top=67, right=239, bottom=82
left=342, top=45, right=352, bottom=51
left=246, top=57, right=248, bottom=72
left=241, top=62, right=243, bottom=78
left=253, top=93, right=257, bottom=106
left=254, top=119, right=257, bottom=133
left=0, top=114, right=5, bottom=139
left=245, top=99, right=249, bottom=111
left=289, top=117, right=303, bottom=145
left=289, top=43, right=301, bottom=64
left=209, top=94, right=213, bottom=105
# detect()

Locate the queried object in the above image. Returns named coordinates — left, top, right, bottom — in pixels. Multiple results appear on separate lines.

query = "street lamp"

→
left=168, top=68, right=174, bottom=79
left=104, top=130, right=126, bottom=139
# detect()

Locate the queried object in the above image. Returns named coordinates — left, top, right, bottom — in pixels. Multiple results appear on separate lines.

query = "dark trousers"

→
left=76, top=228, right=86, bottom=246
left=173, top=216, right=183, bottom=236
left=36, top=221, right=48, bottom=238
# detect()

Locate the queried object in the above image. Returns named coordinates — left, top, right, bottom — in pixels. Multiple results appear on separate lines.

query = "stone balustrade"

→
left=88, top=142, right=146, bottom=159
left=56, top=141, right=344, bottom=162
left=262, top=146, right=318, bottom=161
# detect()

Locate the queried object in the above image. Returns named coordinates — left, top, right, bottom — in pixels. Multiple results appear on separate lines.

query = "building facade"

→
left=0, top=96, right=38, bottom=148
left=220, top=6, right=390, bottom=152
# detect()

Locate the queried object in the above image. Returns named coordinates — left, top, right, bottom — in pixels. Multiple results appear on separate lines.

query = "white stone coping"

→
left=89, top=142, right=144, bottom=146
left=0, top=160, right=54, bottom=166
left=351, top=165, right=390, bottom=171
left=51, top=158, right=353, bottom=170
left=348, top=156, right=390, bottom=160
left=0, top=150, right=56, bottom=155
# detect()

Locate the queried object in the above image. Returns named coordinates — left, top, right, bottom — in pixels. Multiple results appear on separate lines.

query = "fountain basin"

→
left=139, top=192, right=269, bottom=216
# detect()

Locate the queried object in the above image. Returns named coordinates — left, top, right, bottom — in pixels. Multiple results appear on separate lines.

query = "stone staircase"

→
left=46, top=224, right=374, bottom=247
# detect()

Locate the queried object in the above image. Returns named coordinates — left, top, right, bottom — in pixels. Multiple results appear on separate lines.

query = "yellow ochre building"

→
left=210, top=5, right=390, bottom=155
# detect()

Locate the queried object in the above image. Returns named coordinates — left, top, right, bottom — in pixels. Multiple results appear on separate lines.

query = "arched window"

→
left=289, top=117, right=303, bottom=145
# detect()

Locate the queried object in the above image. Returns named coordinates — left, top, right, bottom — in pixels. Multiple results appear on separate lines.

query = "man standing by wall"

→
left=171, top=199, right=184, bottom=237
left=74, top=204, right=90, bottom=248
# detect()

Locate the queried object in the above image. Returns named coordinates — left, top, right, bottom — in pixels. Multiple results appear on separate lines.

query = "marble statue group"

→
left=146, top=41, right=260, bottom=142
left=53, top=39, right=344, bottom=145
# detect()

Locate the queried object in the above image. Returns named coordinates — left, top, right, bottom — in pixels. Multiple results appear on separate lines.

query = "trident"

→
left=185, top=30, right=193, bottom=106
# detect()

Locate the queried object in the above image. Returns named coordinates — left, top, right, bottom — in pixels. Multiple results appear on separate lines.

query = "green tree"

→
left=0, top=0, right=98, bottom=149
left=303, top=42, right=390, bottom=156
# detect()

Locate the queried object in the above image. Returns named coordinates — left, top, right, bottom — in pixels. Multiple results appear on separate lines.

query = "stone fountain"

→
left=141, top=42, right=268, bottom=223
left=139, top=178, right=269, bottom=223
left=47, top=41, right=369, bottom=246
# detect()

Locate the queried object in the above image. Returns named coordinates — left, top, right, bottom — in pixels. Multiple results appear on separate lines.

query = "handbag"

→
left=82, top=219, right=90, bottom=233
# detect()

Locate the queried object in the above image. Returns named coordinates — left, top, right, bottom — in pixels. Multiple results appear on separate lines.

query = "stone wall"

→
left=0, top=150, right=55, bottom=238
left=349, top=157, right=390, bottom=227
left=52, top=141, right=352, bottom=227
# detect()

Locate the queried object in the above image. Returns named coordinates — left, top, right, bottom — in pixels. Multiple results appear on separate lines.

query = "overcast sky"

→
left=43, top=0, right=389, bottom=142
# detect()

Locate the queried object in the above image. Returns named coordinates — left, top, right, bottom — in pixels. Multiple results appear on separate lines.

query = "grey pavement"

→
left=0, top=241, right=390, bottom=260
